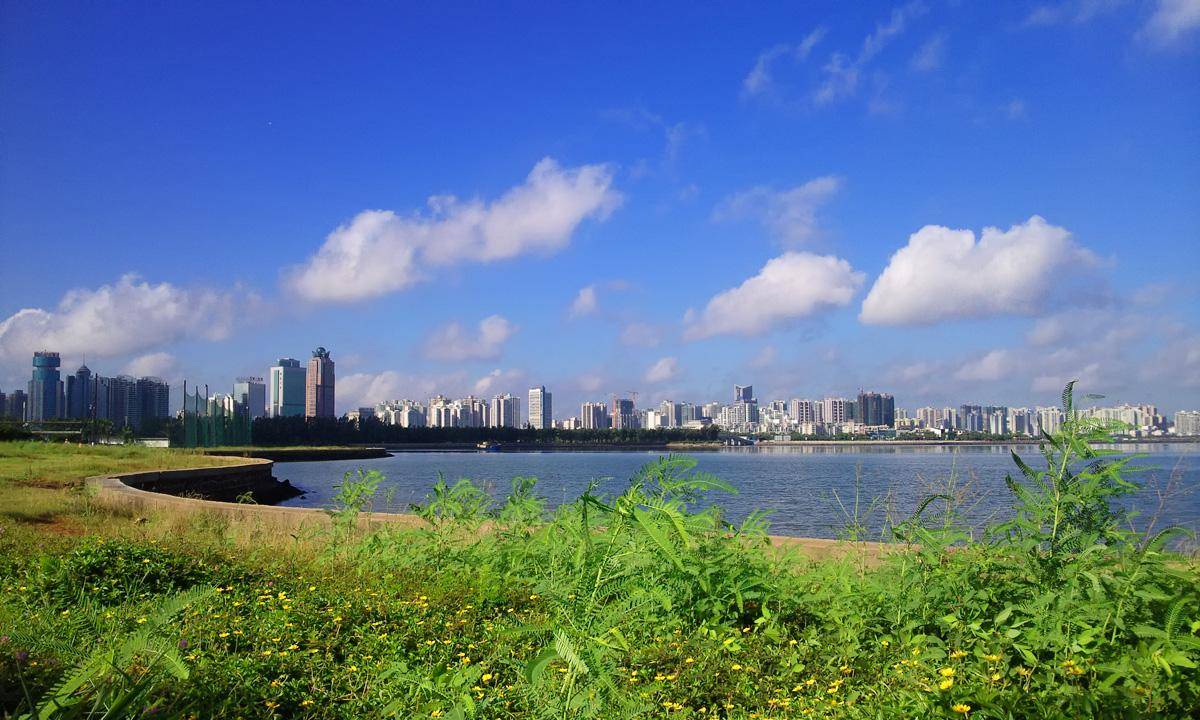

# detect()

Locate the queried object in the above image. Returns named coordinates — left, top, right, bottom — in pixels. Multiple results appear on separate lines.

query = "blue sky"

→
left=2, top=0, right=1198, bottom=416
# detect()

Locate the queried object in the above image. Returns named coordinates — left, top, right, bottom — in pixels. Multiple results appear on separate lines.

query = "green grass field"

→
left=1, top=404, right=1198, bottom=719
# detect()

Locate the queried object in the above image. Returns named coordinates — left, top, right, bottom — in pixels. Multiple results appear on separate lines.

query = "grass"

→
left=0, top=442, right=245, bottom=535
left=1, top=395, right=1198, bottom=720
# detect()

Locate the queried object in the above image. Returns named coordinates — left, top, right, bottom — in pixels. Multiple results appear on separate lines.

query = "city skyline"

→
left=1, top=3, right=1198, bottom=416
left=5, top=344, right=1195, bottom=439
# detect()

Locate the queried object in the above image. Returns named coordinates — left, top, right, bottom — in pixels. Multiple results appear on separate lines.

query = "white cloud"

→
left=684, top=252, right=865, bottom=340
left=337, top=369, right=469, bottom=412
left=815, top=1, right=928, bottom=105
left=1024, top=1, right=1128, bottom=27
left=569, top=285, right=599, bottom=317
left=0, top=274, right=247, bottom=364
left=644, top=357, right=680, bottom=383
left=1141, top=0, right=1200, bottom=45
left=742, top=28, right=827, bottom=98
left=910, top=34, right=946, bottom=72
left=287, top=158, right=621, bottom=303
left=473, top=368, right=525, bottom=395
left=619, top=322, right=663, bottom=347
left=953, top=349, right=1018, bottom=382
left=860, top=216, right=1099, bottom=326
left=713, top=176, right=842, bottom=246
left=123, top=352, right=179, bottom=380
left=424, top=315, right=517, bottom=361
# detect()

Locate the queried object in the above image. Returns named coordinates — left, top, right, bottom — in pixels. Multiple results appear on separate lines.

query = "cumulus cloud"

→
left=287, top=158, right=621, bottom=303
left=1141, top=0, right=1200, bottom=45
left=684, top=252, right=865, bottom=340
left=337, top=369, right=470, bottom=412
left=713, top=176, right=842, bottom=246
left=0, top=274, right=247, bottom=364
left=424, top=315, right=517, bottom=361
left=473, top=368, right=525, bottom=395
left=123, top=352, right=179, bottom=380
left=953, top=349, right=1018, bottom=382
left=742, top=28, right=827, bottom=98
left=860, top=216, right=1099, bottom=326
left=569, top=285, right=599, bottom=317
left=644, top=357, right=680, bottom=383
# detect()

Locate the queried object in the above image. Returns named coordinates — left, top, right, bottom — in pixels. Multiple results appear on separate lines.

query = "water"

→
left=274, top=443, right=1200, bottom=540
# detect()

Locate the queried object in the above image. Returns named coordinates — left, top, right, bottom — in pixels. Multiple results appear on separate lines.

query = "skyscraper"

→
left=234, top=377, right=267, bottom=419
left=306, top=348, right=336, bottom=418
left=269, top=358, right=306, bottom=417
left=611, top=397, right=638, bottom=429
left=5, top=389, right=27, bottom=420
left=135, top=377, right=170, bottom=431
left=528, top=386, right=552, bottom=430
left=857, top=391, right=895, bottom=427
left=734, top=384, right=754, bottom=403
left=581, top=402, right=608, bottom=429
left=66, top=364, right=93, bottom=419
left=489, top=393, right=522, bottom=428
left=27, top=351, right=63, bottom=421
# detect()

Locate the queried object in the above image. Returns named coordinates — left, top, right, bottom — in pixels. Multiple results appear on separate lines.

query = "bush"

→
left=32, top=537, right=211, bottom=606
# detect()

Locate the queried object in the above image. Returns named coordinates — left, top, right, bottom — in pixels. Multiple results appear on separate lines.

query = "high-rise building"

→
left=658, top=400, right=685, bottom=428
left=857, top=391, right=896, bottom=427
left=305, top=348, right=335, bottom=418
left=0, top=391, right=5, bottom=419
left=454, top=396, right=488, bottom=427
left=789, top=399, right=816, bottom=423
left=136, top=377, right=170, bottom=430
left=233, top=377, right=267, bottom=419
left=428, top=395, right=452, bottom=427
left=269, top=359, right=306, bottom=417
left=489, top=393, right=522, bottom=428
left=66, top=364, right=93, bottom=419
left=27, top=351, right=63, bottom=421
left=581, top=402, right=608, bottom=429
left=108, top=375, right=136, bottom=428
left=4, top=389, right=27, bottom=420
left=1175, top=410, right=1200, bottom=436
left=733, top=386, right=749, bottom=405
left=528, top=386, right=552, bottom=430
left=611, top=397, right=638, bottom=429
left=822, top=397, right=849, bottom=425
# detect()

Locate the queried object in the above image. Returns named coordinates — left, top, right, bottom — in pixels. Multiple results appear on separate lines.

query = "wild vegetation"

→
left=1, top=385, right=1197, bottom=719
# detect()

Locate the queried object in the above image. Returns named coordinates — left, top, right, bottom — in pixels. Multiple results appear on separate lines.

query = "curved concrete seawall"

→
left=87, top=460, right=887, bottom=559
left=87, top=460, right=422, bottom=534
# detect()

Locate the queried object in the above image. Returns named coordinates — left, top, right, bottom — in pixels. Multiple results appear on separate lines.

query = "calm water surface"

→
left=275, top=443, right=1200, bottom=539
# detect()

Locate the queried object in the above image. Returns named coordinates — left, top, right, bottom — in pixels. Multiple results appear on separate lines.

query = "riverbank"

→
left=2, top=435, right=1196, bottom=719
left=202, top=446, right=390, bottom=462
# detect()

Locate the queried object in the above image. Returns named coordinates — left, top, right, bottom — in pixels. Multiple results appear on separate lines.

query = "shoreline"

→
left=86, top=460, right=888, bottom=557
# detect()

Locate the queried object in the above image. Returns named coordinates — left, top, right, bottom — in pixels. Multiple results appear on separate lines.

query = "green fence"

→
left=179, top=387, right=251, bottom=448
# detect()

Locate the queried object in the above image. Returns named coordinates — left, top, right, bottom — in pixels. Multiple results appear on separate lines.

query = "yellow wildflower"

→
left=939, top=678, right=954, bottom=690
left=939, top=667, right=955, bottom=678
left=952, top=703, right=971, bottom=714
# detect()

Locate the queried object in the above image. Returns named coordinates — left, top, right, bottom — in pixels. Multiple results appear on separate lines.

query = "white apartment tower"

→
left=528, top=386, right=552, bottom=430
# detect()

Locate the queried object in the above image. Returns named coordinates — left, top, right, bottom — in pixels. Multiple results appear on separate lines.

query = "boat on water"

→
left=476, top=441, right=501, bottom=452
